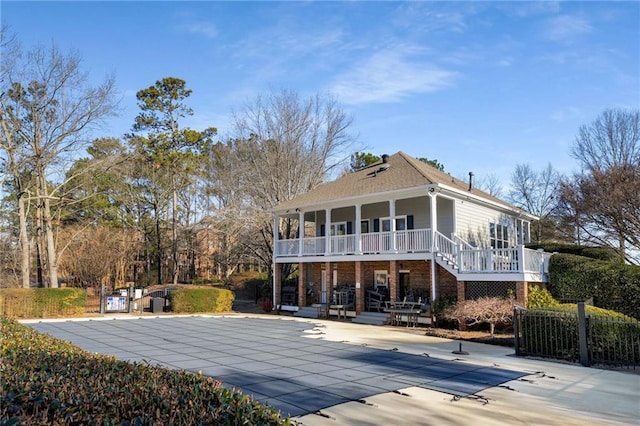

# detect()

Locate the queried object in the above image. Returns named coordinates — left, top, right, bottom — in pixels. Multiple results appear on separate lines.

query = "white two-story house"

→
left=271, top=152, right=551, bottom=317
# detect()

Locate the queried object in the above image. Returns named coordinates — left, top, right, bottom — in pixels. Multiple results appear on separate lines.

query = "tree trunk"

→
left=18, top=194, right=30, bottom=288
left=172, top=186, right=178, bottom=285
left=35, top=185, right=45, bottom=287
left=155, top=205, right=162, bottom=285
left=41, top=179, right=59, bottom=288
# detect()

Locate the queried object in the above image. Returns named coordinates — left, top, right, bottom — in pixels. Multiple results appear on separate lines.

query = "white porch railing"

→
left=331, top=234, right=357, bottom=254
left=459, top=247, right=520, bottom=272
left=361, top=231, right=392, bottom=253
left=276, top=228, right=433, bottom=256
left=523, top=248, right=553, bottom=274
left=302, top=236, right=326, bottom=255
left=276, top=229, right=551, bottom=277
left=397, top=229, right=432, bottom=252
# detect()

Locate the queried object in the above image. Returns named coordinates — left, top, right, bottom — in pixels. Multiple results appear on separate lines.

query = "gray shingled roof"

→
left=274, top=151, right=521, bottom=213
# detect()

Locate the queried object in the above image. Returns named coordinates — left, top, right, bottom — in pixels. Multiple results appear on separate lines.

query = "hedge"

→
left=522, top=305, right=640, bottom=365
left=0, top=318, right=290, bottom=425
left=547, top=253, right=640, bottom=319
left=0, top=288, right=86, bottom=318
left=169, top=287, right=235, bottom=313
left=526, top=242, right=622, bottom=262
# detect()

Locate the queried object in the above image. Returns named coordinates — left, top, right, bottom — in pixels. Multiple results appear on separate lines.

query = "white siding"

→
left=455, top=200, right=518, bottom=248
left=436, top=197, right=454, bottom=236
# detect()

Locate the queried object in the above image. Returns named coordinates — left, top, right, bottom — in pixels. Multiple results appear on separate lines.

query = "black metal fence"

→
left=514, top=302, right=640, bottom=369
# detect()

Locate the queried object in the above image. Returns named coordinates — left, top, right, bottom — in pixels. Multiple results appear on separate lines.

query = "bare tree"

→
left=572, top=108, right=639, bottom=172
left=0, top=41, right=117, bottom=288
left=445, top=297, right=515, bottom=337
left=57, top=225, right=137, bottom=288
left=561, top=108, right=640, bottom=263
left=229, top=89, right=356, bottom=277
left=477, top=172, right=503, bottom=198
left=508, top=163, right=560, bottom=243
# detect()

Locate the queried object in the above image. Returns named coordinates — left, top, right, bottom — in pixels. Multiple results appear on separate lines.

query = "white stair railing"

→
left=434, top=231, right=458, bottom=269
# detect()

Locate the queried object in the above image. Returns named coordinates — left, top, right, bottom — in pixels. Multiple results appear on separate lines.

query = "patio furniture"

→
left=384, top=298, right=423, bottom=327
left=365, top=288, right=386, bottom=312
left=330, top=286, right=355, bottom=320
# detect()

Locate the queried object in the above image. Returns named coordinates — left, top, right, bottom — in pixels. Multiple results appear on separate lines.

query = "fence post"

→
left=128, top=284, right=134, bottom=313
left=577, top=301, right=590, bottom=367
left=100, top=284, right=105, bottom=314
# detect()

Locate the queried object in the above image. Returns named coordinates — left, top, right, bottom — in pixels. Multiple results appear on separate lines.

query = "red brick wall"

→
left=335, top=262, right=356, bottom=284
left=436, top=264, right=458, bottom=299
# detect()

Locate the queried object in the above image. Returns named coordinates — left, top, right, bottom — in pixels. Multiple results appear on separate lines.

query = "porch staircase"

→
left=352, top=312, right=389, bottom=326
left=435, top=252, right=459, bottom=277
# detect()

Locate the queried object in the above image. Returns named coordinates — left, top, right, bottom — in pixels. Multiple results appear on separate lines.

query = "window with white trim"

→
left=380, top=216, right=407, bottom=232
left=331, top=222, right=346, bottom=236
left=490, top=222, right=509, bottom=249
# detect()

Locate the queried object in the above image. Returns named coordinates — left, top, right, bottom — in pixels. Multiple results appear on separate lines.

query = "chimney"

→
left=382, top=154, right=389, bottom=163
left=468, top=172, right=474, bottom=191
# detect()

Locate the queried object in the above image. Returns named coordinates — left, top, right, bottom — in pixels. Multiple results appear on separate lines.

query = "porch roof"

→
left=273, top=151, right=531, bottom=217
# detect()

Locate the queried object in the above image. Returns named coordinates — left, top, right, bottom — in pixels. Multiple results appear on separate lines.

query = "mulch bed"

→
left=422, top=327, right=515, bottom=347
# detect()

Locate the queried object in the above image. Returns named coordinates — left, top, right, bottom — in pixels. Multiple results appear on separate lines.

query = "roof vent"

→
left=468, top=171, right=474, bottom=191
left=369, top=155, right=391, bottom=177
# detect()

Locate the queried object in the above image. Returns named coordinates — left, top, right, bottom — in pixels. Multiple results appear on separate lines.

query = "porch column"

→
left=428, top=191, right=437, bottom=250
left=298, top=211, right=304, bottom=256
left=325, top=261, right=332, bottom=304
left=325, top=208, right=331, bottom=255
left=428, top=192, right=438, bottom=302
left=298, top=262, right=306, bottom=307
left=516, top=281, right=528, bottom=305
left=273, top=215, right=279, bottom=256
left=457, top=281, right=465, bottom=303
left=389, top=260, right=398, bottom=300
left=518, top=245, right=525, bottom=272
left=389, top=199, right=397, bottom=252
left=355, top=204, right=362, bottom=254
left=431, top=258, right=437, bottom=302
left=355, top=261, right=363, bottom=314
left=273, top=263, right=282, bottom=311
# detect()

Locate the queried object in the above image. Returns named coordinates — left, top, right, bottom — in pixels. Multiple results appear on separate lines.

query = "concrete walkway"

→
left=23, top=314, right=639, bottom=425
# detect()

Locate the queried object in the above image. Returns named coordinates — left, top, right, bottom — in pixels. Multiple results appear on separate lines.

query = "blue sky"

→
left=2, top=1, right=638, bottom=188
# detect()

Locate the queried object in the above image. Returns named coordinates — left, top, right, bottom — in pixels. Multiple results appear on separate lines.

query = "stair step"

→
left=294, top=306, right=321, bottom=319
left=352, top=312, right=389, bottom=326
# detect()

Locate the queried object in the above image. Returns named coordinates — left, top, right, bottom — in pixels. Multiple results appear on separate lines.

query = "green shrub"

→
left=526, top=285, right=560, bottom=310
left=521, top=309, right=579, bottom=360
left=169, top=288, right=235, bottom=313
left=522, top=305, right=640, bottom=364
left=548, top=254, right=640, bottom=319
left=526, top=243, right=622, bottom=262
left=431, top=294, right=457, bottom=328
left=0, top=288, right=86, bottom=318
left=0, top=317, right=289, bottom=425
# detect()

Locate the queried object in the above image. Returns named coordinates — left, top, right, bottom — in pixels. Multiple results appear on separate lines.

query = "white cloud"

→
left=182, top=21, right=218, bottom=39
left=330, top=47, right=457, bottom=105
left=544, top=14, right=592, bottom=41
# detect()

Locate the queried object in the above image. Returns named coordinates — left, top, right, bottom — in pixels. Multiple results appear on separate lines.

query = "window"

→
left=361, top=219, right=369, bottom=234
left=374, top=270, right=388, bottom=288
left=331, top=222, right=346, bottom=236
left=490, top=222, right=509, bottom=249
left=380, top=216, right=407, bottom=232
